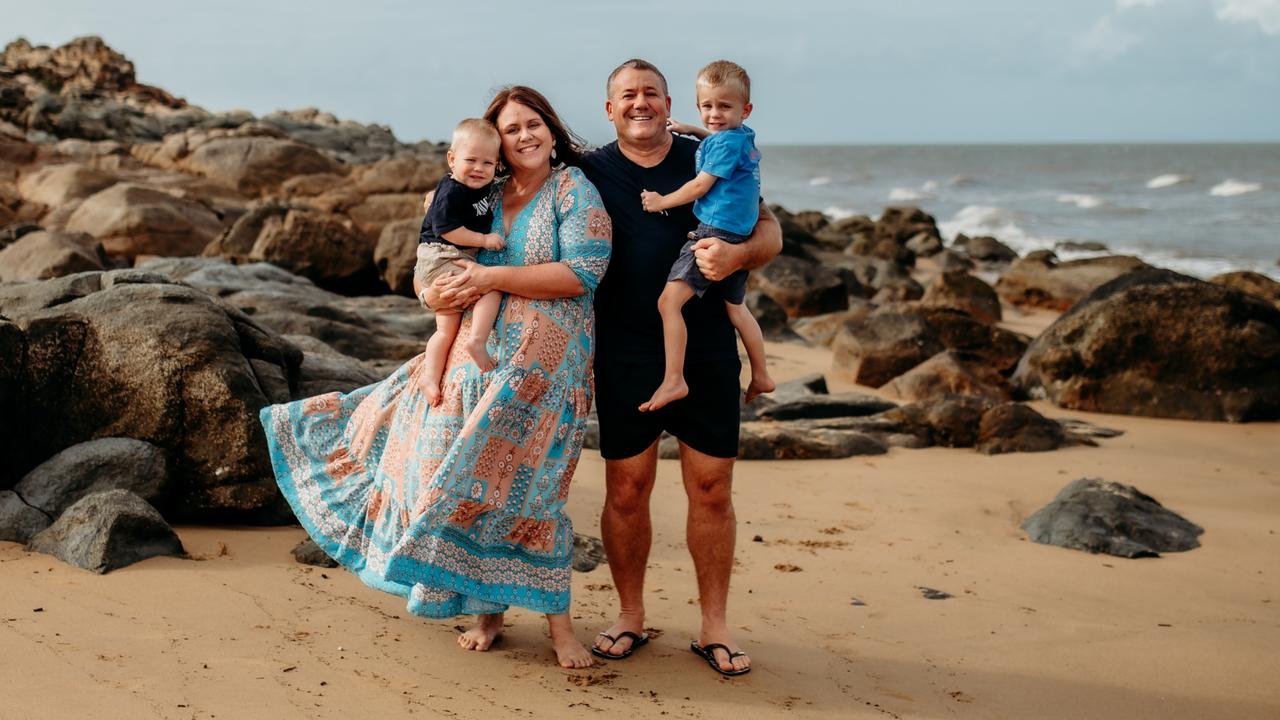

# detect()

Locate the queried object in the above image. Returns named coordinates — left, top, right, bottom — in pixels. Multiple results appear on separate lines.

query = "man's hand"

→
left=640, top=189, right=667, bottom=213
left=482, top=233, right=506, bottom=251
left=691, top=236, right=747, bottom=282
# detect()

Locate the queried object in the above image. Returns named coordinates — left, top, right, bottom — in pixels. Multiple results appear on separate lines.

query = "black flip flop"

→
left=590, top=631, right=650, bottom=660
left=690, top=641, right=751, bottom=677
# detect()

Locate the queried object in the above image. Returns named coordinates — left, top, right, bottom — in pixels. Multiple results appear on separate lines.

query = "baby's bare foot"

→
left=639, top=377, right=688, bottom=412
left=465, top=337, right=495, bottom=372
left=744, top=373, right=776, bottom=404
left=457, top=613, right=504, bottom=652
left=423, top=382, right=442, bottom=406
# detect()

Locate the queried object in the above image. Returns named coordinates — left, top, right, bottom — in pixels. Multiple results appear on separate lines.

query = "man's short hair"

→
left=696, top=60, right=751, bottom=103
left=451, top=118, right=499, bottom=150
left=606, top=58, right=669, bottom=98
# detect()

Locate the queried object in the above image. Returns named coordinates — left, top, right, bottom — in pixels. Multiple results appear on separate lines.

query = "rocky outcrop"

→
left=921, top=269, right=1001, bottom=324
left=954, top=234, right=1017, bottom=263
left=1015, top=269, right=1280, bottom=421
left=1210, top=271, right=1280, bottom=308
left=1022, top=478, right=1203, bottom=558
left=996, top=252, right=1149, bottom=310
left=26, top=489, right=185, bottom=572
left=0, top=229, right=105, bottom=281
left=750, top=255, right=848, bottom=317
left=16, top=163, right=118, bottom=207
left=374, top=217, right=422, bottom=296
left=64, top=183, right=223, bottom=260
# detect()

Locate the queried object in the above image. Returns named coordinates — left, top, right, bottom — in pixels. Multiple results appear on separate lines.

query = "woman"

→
left=260, top=86, right=611, bottom=668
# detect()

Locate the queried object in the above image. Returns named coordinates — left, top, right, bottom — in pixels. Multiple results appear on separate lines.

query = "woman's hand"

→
left=419, top=267, right=482, bottom=312
left=439, top=261, right=496, bottom=303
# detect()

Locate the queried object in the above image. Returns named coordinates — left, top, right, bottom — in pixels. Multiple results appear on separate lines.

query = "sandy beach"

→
left=3, top=328, right=1278, bottom=720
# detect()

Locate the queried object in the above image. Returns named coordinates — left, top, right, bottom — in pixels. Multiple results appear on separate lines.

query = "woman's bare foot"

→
left=639, top=377, right=688, bottom=412
left=457, top=612, right=504, bottom=651
left=465, top=337, right=495, bottom=372
left=547, top=613, right=593, bottom=669
left=743, top=372, right=775, bottom=404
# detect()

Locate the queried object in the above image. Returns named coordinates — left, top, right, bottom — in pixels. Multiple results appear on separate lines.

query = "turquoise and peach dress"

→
left=260, top=166, right=611, bottom=617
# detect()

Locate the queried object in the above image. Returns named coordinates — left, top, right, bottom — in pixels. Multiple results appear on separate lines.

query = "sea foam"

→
left=1056, top=193, right=1104, bottom=209
left=938, top=205, right=1058, bottom=256
left=888, top=187, right=931, bottom=202
left=808, top=176, right=831, bottom=187
left=1147, top=174, right=1191, bottom=189
left=1210, top=179, right=1262, bottom=197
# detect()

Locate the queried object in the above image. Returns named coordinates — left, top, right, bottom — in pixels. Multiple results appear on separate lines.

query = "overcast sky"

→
left=8, top=0, right=1280, bottom=145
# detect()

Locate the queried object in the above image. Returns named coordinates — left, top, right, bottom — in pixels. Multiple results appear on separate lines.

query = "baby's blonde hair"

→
left=450, top=118, right=500, bottom=151
left=696, top=60, right=751, bottom=103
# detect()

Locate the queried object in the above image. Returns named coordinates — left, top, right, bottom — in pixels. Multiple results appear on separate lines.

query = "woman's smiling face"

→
left=494, top=100, right=553, bottom=175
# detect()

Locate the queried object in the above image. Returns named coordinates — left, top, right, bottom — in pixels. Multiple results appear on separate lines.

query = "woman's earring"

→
left=551, top=146, right=557, bottom=161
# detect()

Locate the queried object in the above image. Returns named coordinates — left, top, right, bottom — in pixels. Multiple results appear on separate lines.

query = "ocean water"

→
left=759, top=144, right=1280, bottom=280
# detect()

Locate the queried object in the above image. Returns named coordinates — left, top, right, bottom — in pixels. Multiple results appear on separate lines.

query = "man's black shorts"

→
left=595, top=358, right=742, bottom=460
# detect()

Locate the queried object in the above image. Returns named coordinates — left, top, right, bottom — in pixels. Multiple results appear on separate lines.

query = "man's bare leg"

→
left=594, top=441, right=659, bottom=657
left=640, top=281, right=697, bottom=412
left=679, top=441, right=751, bottom=673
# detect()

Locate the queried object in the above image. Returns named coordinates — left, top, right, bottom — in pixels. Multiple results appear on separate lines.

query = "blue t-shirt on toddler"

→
left=693, top=125, right=761, bottom=237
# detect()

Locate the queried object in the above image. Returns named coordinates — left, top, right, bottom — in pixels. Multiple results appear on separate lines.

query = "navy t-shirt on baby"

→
left=419, top=174, right=495, bottom=246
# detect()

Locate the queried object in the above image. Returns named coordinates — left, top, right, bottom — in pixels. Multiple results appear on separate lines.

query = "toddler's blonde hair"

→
left=451, top=118, right=500, bottom=151
left=696, top=60, right=751, bottom=103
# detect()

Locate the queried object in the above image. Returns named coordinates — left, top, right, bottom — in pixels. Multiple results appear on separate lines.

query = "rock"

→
left=292, top=538, right=338, bottom=568
left=831, top=310, right=944, bottom=387
left=0, top=222, right=43, bottom=249
left=572, top=533, right=607, bottom=572
left=749, top=255, right=848, bottom=317
left=206, top=205, right=378, bottom=294
left=791, top=302, right=873, bottom=346
left=905, top=306, right=1027, bottom=375
left=933, top=248, right=975, bottom=272
left=0, top=490, right=51, bottom=543
left=26, top=489, right=185, bottom=572
left=0, top=271, right=303, bottom=521
left=881, top=350, right=1013, bottom=403
left=738, top=421, right=887, bottom=460
left=814, top=214, right=875, bottom=250
left=16, top=163, right=119, bottom=208
left=185, top=135, right=344, bottom=196
left=351, top=157, right=448, bottom=195
left=875, top=207, right=941, bottom=245
left=286, top=335, right=384, bottom=397
left=832, top=255, right=922, bottom=301
left=65, top=183, right=224, bottom=260
left=909, top=394, right=997, bottom=448
left=373, top=217, right=423, bottom=296
left=1022, top=478, right=1203, bottom=558
left=740, top=373, right=828, bottom=420
left=975, top=403, right=1068, bottom=455
left=13, top=437, right=168, bottom=517
left=1210, top=271, right=1280, bottom=308
left=1055, top=240, right=1109, bottom=253
left=745, top=290, right=801, bottom=342
left=905, top=232, right=942, bottom=257
left=996, top=253, right=1150, bottom=310
left=921, top=269, right=1001, bottom=324
left=348, top=193, right=424, bottom=242
left=955, top=234, right=1018, bottom=263
left=846, top=235, right=914, bottom=266
left=0, top=230, right=105, bottom=281
left=1014, top=269, right=1280, bottom=421
left=753, top=393, right=897, bottom=421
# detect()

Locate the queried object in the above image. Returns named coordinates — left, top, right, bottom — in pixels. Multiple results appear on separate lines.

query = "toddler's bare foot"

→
left=639, top=377, right=688, bottom=412
left=548, top=615, right=593, bottom=669
left=744, top=373, right=776, bottom=404
left=423, top=382, right=441, bottom=406
left=465, top=337, right=495, bottom=372
left=457, top=613, right=504, bottom=652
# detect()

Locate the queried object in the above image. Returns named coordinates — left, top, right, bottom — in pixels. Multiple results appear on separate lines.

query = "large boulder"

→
left=348, top=193, right=425, bottom=241
left=374, top=217, right=423, bottom=296
left=954, top=234, right=1018, bottom=263
left=16, top=163, right=118, bottom=208
left=1014, top=269, right=1280, bottom=421
left=996, top=252, right=1149, bottom=310
left=351, top=156, right=448, bottom=195
left=814, top=214, right=875, bottom=250
left=791, top=302, right=873, bottom=346
left=1210, top=271, right=1280, bottom=308
left=0, top=230, right=105, bottom=281
left=185, top=135, right=344, bottom=196
left=921, top=269, right=1002, bottom=324
left=0, top=270, right=303, bottom=521
left=875, top=207, right=941, bottom=245
left=738, top=422, right=887, bottom=460
left=750, top=255, right=848, bottom=317
left=881, top=350, right=1012, bottom=403
left=831, top=310, right=944, bottom=387
left=26, top=489, right=185, bottom=573
left=744, top=290, right=801, bottom=342
left=64, top=183, right=224, bottom=260
left=832, top=255, right=922, bottom=302
left=0, top=490, right=51, bottom=543
left=13, top=437, right=168, bottom=517
left=1022, top=478, right=1203, bottom=558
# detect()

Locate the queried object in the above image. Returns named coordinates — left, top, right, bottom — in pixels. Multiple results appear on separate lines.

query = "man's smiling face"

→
left=605, top=67, right=672, bottom=146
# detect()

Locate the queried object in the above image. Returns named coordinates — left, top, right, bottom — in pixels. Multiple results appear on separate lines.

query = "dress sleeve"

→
left=553, top=167, right=612, bottom=294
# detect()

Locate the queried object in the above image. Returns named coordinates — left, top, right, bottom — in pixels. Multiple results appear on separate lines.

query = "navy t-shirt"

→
left=419, top=174, right=494, bottom=246
left=579, top=136, right=737, bottom=363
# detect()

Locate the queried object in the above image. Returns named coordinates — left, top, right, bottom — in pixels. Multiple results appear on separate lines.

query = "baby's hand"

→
left=640, top=190, right=665, bottom=213
left=482, top=233, right=505, bottom=251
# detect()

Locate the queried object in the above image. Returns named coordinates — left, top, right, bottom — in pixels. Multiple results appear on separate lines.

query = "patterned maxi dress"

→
left=260, top=166, right=611, bottom=617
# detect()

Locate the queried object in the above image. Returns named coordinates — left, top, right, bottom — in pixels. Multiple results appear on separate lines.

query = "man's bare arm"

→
left=691, top=202, right=782, bottom=281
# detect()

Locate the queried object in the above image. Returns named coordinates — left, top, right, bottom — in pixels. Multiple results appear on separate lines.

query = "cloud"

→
left=1072, top=15, right=1141, bottom=64
left=1117, top=0, right=1162, bottom=9
left=1215, top=0, right=1280, bottom=34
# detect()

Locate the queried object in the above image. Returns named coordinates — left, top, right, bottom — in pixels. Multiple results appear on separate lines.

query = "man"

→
left=577, top=60, right=780, bottom=676
left=424, top=60, right=780, bottom=676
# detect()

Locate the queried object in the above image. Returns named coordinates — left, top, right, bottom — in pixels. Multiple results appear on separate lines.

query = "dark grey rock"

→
left=741, top=373, right=828, bottom=420
left=753, top=393, right=897, bottom=421
left=738, top=422, right=887, bottom=460
left=292, top=537, right=338, bottom=568
left=14, top=437, right=168, bottom=517
left=745, top=290, right=802, bottom=342
left=26, top=489, right=185, bottom=573
left=1022, top=478, right=1203, bottom=558
left=751, top=255, right=849, bottom=317
left=572, top=533, right=607, bottom=572
left=976, top=403, right=1069, bottom=455
left=0, top=490, right=51, bottom=543
left=955, top=234, right=1018, bottom=263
